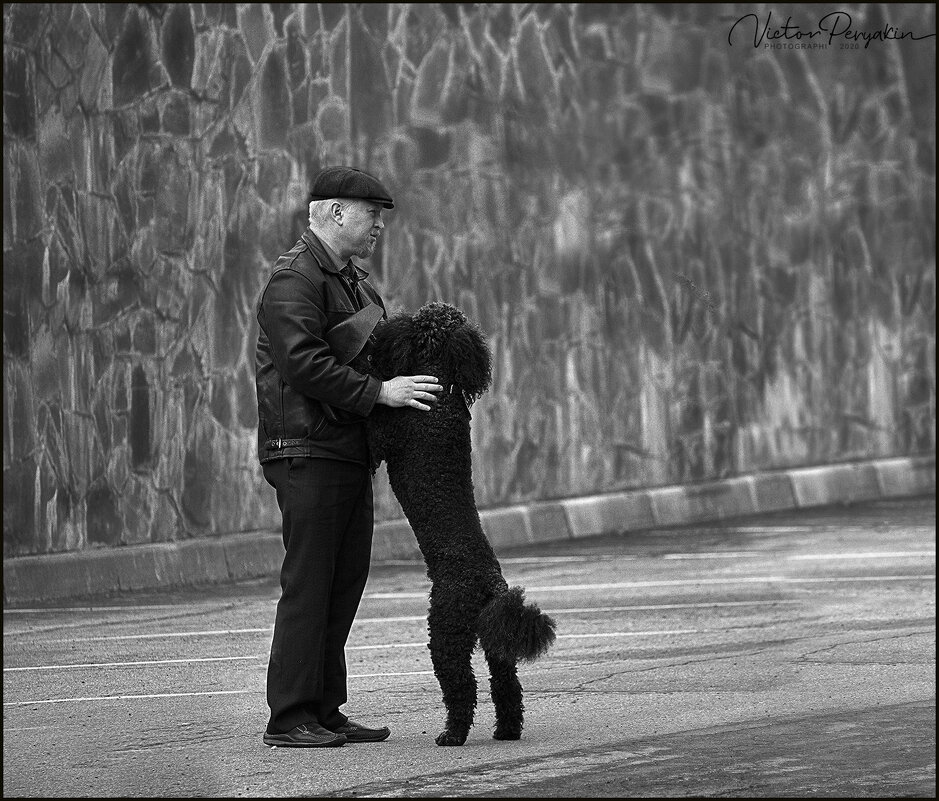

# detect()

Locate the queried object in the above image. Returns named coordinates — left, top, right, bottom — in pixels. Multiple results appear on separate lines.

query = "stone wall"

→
left=3, top=3, right=935, bottom=556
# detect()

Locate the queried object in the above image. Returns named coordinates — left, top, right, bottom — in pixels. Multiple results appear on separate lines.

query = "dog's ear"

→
left=443, top=321, right=492, bottom=402
left=369, top=313, right=416, bottom=379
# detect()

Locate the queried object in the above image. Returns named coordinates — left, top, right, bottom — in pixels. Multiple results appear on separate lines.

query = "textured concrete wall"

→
left=3, top=3, right=936, bottom=556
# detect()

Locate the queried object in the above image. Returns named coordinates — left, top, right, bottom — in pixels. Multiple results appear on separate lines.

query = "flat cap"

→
left=309, top=166, right=394, bottom=209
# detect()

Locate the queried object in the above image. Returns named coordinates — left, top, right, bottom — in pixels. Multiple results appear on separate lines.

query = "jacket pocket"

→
left=306, top=399, right=330, bottom=437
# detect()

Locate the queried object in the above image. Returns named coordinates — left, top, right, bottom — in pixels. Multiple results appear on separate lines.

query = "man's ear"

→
left=331, top=200, right=344, bottom=225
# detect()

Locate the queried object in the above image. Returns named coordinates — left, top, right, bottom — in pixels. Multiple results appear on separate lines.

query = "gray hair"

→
left=308, top=198, right=343, bottom=228
left=308, top=197, right=372, bottom=228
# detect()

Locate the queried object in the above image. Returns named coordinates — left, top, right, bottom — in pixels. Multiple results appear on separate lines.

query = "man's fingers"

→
left=381, top=375, right=443, bottom=409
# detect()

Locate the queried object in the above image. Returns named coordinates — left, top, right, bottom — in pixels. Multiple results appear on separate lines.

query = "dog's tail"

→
left=477, top=586, right=556, bottom=663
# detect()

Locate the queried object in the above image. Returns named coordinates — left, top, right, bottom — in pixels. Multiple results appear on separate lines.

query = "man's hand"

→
left=377, top=375, right=443, bottom=411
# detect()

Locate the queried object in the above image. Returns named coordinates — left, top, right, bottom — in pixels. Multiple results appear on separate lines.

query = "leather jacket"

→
left=255, top=228, right=384, bottom=465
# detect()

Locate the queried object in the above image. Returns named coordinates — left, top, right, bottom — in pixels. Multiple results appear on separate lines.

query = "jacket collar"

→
left=301, top=228, right=369, bottom=281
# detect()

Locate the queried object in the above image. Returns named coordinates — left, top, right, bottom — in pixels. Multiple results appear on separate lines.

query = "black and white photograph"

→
left=3, top=3, right=935, bottom=797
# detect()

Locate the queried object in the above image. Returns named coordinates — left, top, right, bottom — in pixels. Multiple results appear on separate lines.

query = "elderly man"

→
left=255, top=166, right=442, bottom=748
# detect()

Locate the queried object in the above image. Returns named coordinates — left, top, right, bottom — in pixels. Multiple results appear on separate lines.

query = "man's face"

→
left=341, top=199, right=385, bottom=259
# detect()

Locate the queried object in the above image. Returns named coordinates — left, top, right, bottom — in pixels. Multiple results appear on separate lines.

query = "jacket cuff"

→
left=359, top=374, right=383, bottom=416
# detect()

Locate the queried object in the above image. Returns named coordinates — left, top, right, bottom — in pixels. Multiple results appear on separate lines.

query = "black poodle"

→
left=364, top=301, right=557, bottom=746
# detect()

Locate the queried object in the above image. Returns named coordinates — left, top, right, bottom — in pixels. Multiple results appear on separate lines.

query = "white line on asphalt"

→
left=1, top=671, right=441, bottom=707
left=3, top=628, right=710, bottom=672
left=4, top=601, right=804, bottom=644
left=350, top=669, right=435, bottom=678
left=6, top=599, right=931, bottom=706
left=380, top=556, right=605, bottom=565
left=3, top=627, right=274, bottom=642
left=787, top=551, right=935, bottom=560
left=716, top=526, right=823, bottom=532
left=548, top=600, right=804, bottom=613
left=347, top=642, right=426, bottom=651
left=661, top=552, right=764, bottom=559
left=2, top=689, right=258, bottom=706
left=559, top=630, right=700, bottom=639
left=346, top=630, right=703, bottom=651
left=2, top=604, right=236, bottom=614
left=661, top=550, right=936, bottom=561
left=1, top=614, right=426, bottom=638
left=3, top=655, right=262, bottom=672
left=5, top=557, right=932, bottom=614
left=364, top=574, right=937, bottom=598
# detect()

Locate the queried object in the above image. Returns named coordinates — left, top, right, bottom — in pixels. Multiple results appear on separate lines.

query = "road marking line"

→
left=350, top=669, right=435, bottom=678
left=548, top=600, right=804, bottom=613
left=716, top=526, right=824, bottom=532
left=1, top=670, right=443, bottom=707
left=787, top=551, right=935, bottom=560
left=380, top=556, right=605, bottom=565
left=347, top=642, right=426, bottom=651
left=3, top=655, right=262, bottom=672
left=3, top=628, right=274, bottom=642
left=1, top=615, right=425, bottom=639
left=6, top=605, right=933, bottom=707
left=348, top=630, right=704, bottom=651
left=10, top=612, right=932, bottom=678
left=2, top=603, right=240, bottom=614
left=3, top=628, right=710, bottom=672
left=3, top=689, right=257, bottom=706
left=4, top=601, right=804, bottom=643
left=560, top=630, right=699, bottom=639
left=365, top=574, right=936, bottom=598
left=661, top=550, right=935, bottom=561
left=662, top=552, right=764, bottom=560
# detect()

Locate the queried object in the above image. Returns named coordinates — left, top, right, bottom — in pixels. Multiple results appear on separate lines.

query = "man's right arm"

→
left=258, top=268, right=381, bottom=416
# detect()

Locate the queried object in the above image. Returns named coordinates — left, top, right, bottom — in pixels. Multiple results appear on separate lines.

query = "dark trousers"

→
left=262, top=457, right=374, bottom=733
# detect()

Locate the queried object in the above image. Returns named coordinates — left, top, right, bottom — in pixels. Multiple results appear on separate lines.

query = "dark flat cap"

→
left=309, top=166, right=394, bottom=209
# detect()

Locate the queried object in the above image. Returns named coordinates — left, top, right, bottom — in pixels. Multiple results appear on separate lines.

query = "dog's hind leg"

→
left=427, top=592, right=478, bottom=746
left=486, top=652, right=524, bottom=740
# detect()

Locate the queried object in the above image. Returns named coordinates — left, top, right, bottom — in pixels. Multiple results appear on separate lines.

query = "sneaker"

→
left=263, top=723, right=347, bottom=748
left=328, top=719, right=391, bottom=743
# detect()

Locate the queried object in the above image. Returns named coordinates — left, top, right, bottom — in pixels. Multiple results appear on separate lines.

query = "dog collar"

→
left=446, top=383, right=473, bottom=416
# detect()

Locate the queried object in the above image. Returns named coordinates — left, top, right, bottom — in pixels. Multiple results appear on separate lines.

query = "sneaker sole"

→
left=341, top=731, right=391, bottom=743
left=263, top=735, right=346, bottom=748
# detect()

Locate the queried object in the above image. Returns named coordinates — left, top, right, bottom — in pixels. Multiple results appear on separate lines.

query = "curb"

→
left=3, top=455, right=934, bottom=605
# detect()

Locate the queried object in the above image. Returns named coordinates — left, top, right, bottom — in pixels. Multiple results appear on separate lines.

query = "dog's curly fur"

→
left=365, top=302, right=557, bottom=746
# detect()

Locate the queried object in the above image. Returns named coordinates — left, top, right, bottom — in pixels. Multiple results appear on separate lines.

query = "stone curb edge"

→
left=3, top=455, right=934, bottom=605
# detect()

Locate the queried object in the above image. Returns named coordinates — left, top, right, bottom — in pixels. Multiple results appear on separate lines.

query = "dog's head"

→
left=370, top=302, right=492, bottom=402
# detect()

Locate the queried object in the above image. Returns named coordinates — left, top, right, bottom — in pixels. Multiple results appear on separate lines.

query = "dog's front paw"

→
left=493, top=724, right=522, bottom=740
left=435, top=729, right=468, bottom=746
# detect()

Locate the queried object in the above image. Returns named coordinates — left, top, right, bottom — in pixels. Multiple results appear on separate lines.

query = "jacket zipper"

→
left=279, top=381, right=286, bottom=447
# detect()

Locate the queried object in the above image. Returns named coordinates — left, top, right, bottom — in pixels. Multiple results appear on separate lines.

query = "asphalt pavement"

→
left=3, top=496, right=935, bottom=798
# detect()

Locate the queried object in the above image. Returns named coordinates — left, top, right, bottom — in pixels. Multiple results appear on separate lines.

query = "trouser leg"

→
left=316, top=469, right=373, bottom=729
left=262, top=457, right=373, bottom=734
